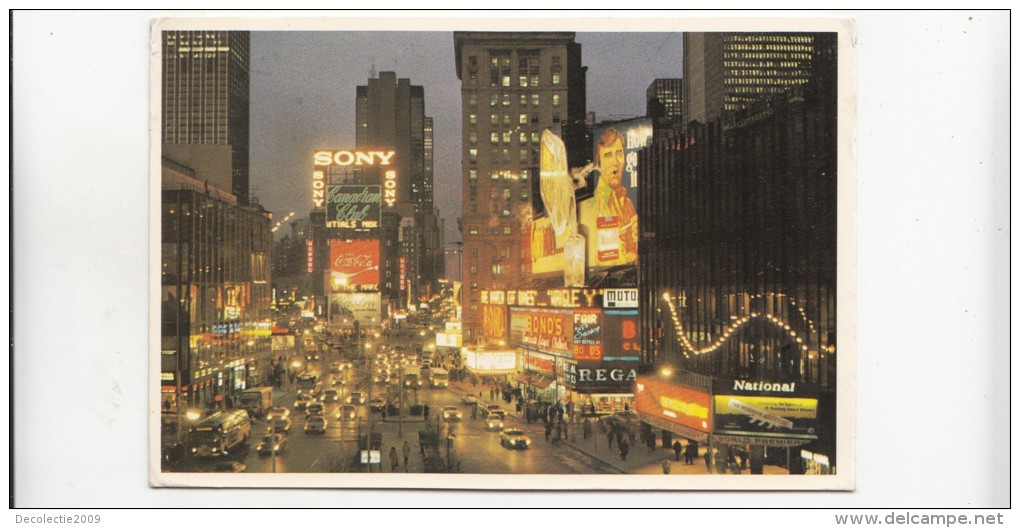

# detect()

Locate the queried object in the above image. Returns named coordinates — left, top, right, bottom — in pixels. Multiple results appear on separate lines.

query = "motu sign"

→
left=603, top=288, right=639, bottom=308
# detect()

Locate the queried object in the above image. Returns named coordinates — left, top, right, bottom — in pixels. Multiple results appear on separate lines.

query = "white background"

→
left=8, top=9, right=1012, bottom=512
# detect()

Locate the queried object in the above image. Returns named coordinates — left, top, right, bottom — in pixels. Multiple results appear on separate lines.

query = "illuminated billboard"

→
left=634, top=376, right=713, bottom=433
left=463, top=350, right=516, bottom=372
left=571, top=308, right=602, bottom=360
left=482, top=304, right=508, bottom=343
left=435, top=333, right=463, bottom=348
left=328, top=239, right=380, bottom=291
left=530, top=130, right=576, bottom=275
left=712, top=378, right=818, bottom=440
left=325, top=185, right=381, bottom=230
left=328, top=293, right=381, bottom=326
left=578, top=118, right=653, bottom=268
left=509, top=307, right=574, bottom=356
left=601, top=309, right=641, bottom=360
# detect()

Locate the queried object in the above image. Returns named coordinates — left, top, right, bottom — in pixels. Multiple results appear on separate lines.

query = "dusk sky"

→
left=249, top=31, right=683, bottom=242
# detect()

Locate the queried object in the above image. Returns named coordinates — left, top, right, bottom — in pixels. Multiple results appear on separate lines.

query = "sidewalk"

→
left=448, top=378, right=790, bottom=476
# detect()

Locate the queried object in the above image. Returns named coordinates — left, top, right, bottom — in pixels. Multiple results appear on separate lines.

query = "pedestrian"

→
left=672, top=440, right=682, bottom=461
left=582, top=418, right=592, bottom=440
left=423, top=404, right=430, bottom=420
left=554, top=423, right=562, bottom=444
left=704, top=448, right=713, bottom=472
left=471, top=405, right=477, bottom=420
left=662, top=458, right=672, bottom=474
left=402, top=441, right=410, bottom=471
left=381, top=406, right=387, bottom=421
left=489, top=388, right=495, bottom=401
left=389, top=446, right=399, bottom=472
left=619, top=440, right=630, bottom=461
left=606, top=427, right=614, bottom=448
left=544, top=422, right=552, bottom=442
left=685, top=442, right=698, bottom=465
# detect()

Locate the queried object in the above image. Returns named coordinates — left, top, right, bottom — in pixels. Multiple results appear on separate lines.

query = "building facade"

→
left=682, top=32, right=818, bottom=129
left=161, top=158, right=272, bottom=414
left=638, top=32, right=838, bottom=472
left=162, top=30, right=251, bottom=204
left=646, top=78, right=683, bottom=130
left=454, top=31, right=587, bottom=345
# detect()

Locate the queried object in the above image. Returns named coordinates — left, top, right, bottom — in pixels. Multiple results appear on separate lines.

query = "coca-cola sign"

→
left=329, top=239, right=380, bottom=289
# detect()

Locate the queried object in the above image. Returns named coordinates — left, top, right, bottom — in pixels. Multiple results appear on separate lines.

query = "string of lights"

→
left=662, top=292, right=826, bottom=360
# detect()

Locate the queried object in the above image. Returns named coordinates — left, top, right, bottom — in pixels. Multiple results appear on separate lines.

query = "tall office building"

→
left=682, top=33, right=817, bottom=128
left=454, top=32, right=587, bottom=345
left=354, top=71, right=438, bottom=306
left=162, top=30, right=251, bottom=204
left=646, top=78, right=683, bottom=127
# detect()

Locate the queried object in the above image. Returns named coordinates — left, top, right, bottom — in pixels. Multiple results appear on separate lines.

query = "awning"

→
left=514, top=373, right=534, bottom=385
left=530, top=375, right=554, bottom=389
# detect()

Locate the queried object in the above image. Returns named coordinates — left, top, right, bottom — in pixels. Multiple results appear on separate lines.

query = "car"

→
left=329, top=362, right=344, bottom=374
left=305, top=353, right=321, bottom=362
left=482, top=404, right=503, bottom=415
left=304, top=415, right=327, bottom=434
left=336, top=404, right=357, bottom=421
left=256, top=433, right=287, bottom=456
left=499, top=429, right=531, bottom=449
left=321, top=390, right=340, bottom=403
left=269, top=416, right=292, bottom=434
left=461, top=395, right=478, bottom=405
left=484, top=412, right=504, bottom=431
left=487, top=409, right=507, bottom=420
left=267, top=406, right=290, bottom=420
left=293, top=393, right=315, bottom=410
left=369, top=398, right=387, bottom=412
left=305, top=402, right=325, bottom=417
left=441, top=405, right=462, bottom=422
left=347, top=392, right=365, bottom=405
left=332, top=376, right=346, bottom=387
left=203, top=461, right=246, bottom=473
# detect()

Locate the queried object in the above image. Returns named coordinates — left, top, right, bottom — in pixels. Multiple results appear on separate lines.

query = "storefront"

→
left=461, top=347, right=516, bottom=384
left=566, top=361, right=639, bottom=415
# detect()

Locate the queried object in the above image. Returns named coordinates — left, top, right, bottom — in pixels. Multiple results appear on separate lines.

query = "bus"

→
left=403, top=366, right=423, bottom=389
left=295, top=372, right=321, bottom=397
left=238, top=386, right=273, bottom=418
left=188, top=409, right=251, bottom=457
left=429, top=368, right=449, bottom=389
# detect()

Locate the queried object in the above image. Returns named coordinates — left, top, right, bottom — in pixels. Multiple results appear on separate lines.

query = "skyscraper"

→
left=646, top=78, right=683, bottom=128
left=162, top=30, right=251, bottom=204
left=355, top=71, right=438, bottom=305
left=682, top=33, right=818, bottom=128
left=454, top=32, right=587, bottom=345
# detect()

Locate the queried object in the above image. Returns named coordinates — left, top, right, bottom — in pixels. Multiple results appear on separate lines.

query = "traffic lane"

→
left=244, top=400, right=364, bottom=473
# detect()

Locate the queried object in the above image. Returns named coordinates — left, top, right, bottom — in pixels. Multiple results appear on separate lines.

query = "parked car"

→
left=304, top=415, right=327, bottom=434
left=256, top=433, right=287, bottom=456
left=499, top=429, right=531, bottom=449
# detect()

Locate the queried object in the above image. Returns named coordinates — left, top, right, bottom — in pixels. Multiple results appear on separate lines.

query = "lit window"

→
left=502, top=131, right=512, bottom=143
left=502, top=94, right=511, bottom=107
left=469, top=169, right=477, bottom=181
left=531, top=94, right=539, bottom=107
left=552, top=73, right=561, bottom=85
left=520, top=94, right=528, bottom=105
left=469, top=113, right=477, bottom=125
left=519, top=149, right=528, bottom=162
left=519, top=114, right=528, bottom=125
left=503, top=226, right=512, bottom=235
left=469, top=94, right=477, bottom=107
left=552, top=94, right=560, bottom=106
left=519, top=76, right=528, bottom=87
left=491, top=94, right=499, bottom=106
left=520, top=132, right=528, bottom=143
left=470, top=265, right=478, bottom=274
left=491, top=170, right=499, bottom=180
left=521, top=169, right=530, bottom=180
left=491, top=132, right=499, bottom=144
left=501, top=76, right=510, bottom=87
left=469, top=131, right=477, bottom=144
left=469, top=149, right=477, bottom=162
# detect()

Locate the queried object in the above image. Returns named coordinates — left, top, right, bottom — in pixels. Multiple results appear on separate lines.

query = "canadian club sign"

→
left=326, top=185, right=381, bottom=230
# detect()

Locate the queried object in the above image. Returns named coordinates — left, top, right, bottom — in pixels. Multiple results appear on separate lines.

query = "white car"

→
left=461, top=395, right=477, bottom=405
left=441, top=405, right=462, bottom=422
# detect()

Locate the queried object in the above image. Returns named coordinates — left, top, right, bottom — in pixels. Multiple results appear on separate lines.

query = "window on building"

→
left=490, top=132, right=499, bottom=145
left=520, top=132, right=528, bottom=143
left=490, top=94, right=499, bottom=106
left=503, top=114, right=511, bottom=125
left=502, top=131, right=512, bottom=143
left=520, top=93, right=528, bottom=106
left=469, top=73, right=477, bottom=85
left=469, top=94, right=477, bottom=107
left=531, top=114, right=539, bottom=124
left=469, top=149, right=477, bottom=162
left=502, top=188, right=511, bottom=200
left=469, top=113, right=477, bottom=125
left=502, top=94, right=511, bottom=107
left=471, top=282, right=478, bottom=290
left=531, top=131, right=540, bottom=143
left=552, top=73, right=561, bottom=85
left=469, top=169, right=477, bottom=181
left=519, top=76, right=528, bottom=87
left=519, top=114, right=528, bottom=125
left=519, top=149, right=528, bottom=162
left=501, top=75, right=511, bottom=87
left=503, top=226, right=512, bottom=235
left=490, top=114, right=498, bottom=125
left=552, top=55, right=560, bottom=66
left=552, top=113, right=561, bottom=123
left=552, top=94, right=560, bottom=106
left=469, top=131, right=477, bottom=145
left=469, top=56, right=478, bottom=67
left=491, top=170, right=500, bottom=180
left=492, top=263, right=504, bottom=277
left=470, top=265, right=478, bottom=275
left=531, top=94, right=540, bottom=107
left=502, top=149, right=510, bottom=162
left=469, top=186, right=477, bottom=199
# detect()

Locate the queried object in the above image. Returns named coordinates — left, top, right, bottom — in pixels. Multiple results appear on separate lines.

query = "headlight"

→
left=525, top=439, right=531, bottom=445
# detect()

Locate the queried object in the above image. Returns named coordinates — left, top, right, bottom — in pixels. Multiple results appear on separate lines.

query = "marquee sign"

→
left=325, top=185, right=380, bottom=230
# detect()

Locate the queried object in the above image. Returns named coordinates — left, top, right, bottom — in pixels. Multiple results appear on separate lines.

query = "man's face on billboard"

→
left=598, top=137, right=625, bottom=189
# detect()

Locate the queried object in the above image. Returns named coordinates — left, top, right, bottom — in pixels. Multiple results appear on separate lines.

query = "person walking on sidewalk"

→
left=672, top=440, right=683, bottom=461
left=389, top=446, right=399, bottom=472
left=582, top=417, right=592, bottom=439
left=619, top=440, right=630, bottom=461
left=402, top=441, right=410, bottom=471
left=606, top=425, right=614, bottom=448
left=544, top=422, right=552, bottom=442
left=685, top=441, right=698, bottom=465
left=423, top=404, right=430, bottom=421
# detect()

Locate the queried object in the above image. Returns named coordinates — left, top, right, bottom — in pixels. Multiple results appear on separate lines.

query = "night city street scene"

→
left=155, top=21, right=847, bottom=487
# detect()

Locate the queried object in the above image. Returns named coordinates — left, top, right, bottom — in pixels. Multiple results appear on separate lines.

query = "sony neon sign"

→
left=312, top=150, right=398, bottom=208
